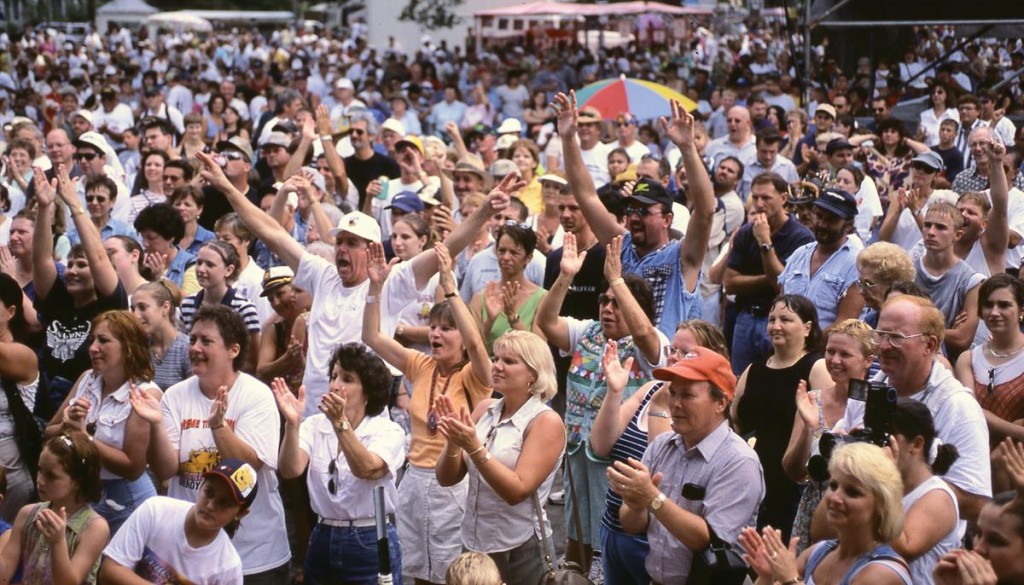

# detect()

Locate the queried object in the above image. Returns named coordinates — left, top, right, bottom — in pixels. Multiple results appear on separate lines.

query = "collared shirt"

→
left=621, top=232, right=703, bottom=338
left=165, top=247, right=196, bottom=291
left=778, top=236, right=863, bottom=329
left=71, top=372, right=160, bottom=480
left=641, top=421, right=764, bottom=585
left=66, top=218, right=138, bottom=247
left=705, top=135, right=756, bottom=170
left=739, top=156, right=799, bottom=200
left=952, top=164, right=1024, bottom=195
left=299, top=411, right=406, bottom=521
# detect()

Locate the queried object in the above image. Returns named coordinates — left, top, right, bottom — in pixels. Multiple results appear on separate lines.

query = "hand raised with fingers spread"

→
left=33, top=166, right=58, bottom=207
left=661, top=99, right=696, bottom=149
left=208, top=385, right=230, bottom=429
left=129, top=384, right=163, bottom=424
left=604, top=235, right=624, bottom=282
left=997, top=438, right=1024, bottom=496
left=301, top=115, right=317, bottom=142
left=483, top=280, right=504, bottom=319
left=55, top=164, right=79, bottom=207
left=366, top=241, right=397, bottom=287
left=315, top=104, right=333, bottom=137
left=272, top=378, right=305, bottom=427
left=552, top=91, right=579, bottom=137
left=435, top=242, right=456, bottom=292
left=602, top=339, right=634, bottom=396
left=485, top=172, right=527, bottom=209
left=794, top=380, right=818, bottom=428
left=739, top=527, right=774, bottom=581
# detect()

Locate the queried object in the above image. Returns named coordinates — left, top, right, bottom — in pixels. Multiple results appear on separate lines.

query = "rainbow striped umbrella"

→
left=575, top=76, right=697, bottom=121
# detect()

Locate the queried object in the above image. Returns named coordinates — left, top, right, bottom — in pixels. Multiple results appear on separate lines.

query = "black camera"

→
left=806, top=379, right=897, bottom=483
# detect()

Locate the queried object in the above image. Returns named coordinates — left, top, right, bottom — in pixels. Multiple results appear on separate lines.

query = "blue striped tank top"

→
left=600, top=382, right=662, bottom=534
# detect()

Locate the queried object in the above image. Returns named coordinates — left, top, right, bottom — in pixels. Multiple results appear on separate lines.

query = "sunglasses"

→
left=85, top=195, right=108, bottom=203
left=327, top=458, right=339, bottom=495
left=598, top=293, right=619, bottom=308
left=350, top=128, right=367, bottom=136
left=219, top=151, right=244, bottom=161
left=74, top=152, right=99, bottom=161
left=623, top=206, right=661, bottom=217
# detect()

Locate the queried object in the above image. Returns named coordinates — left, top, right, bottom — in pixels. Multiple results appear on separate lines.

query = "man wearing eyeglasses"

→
left=556, top=93, right=715, bottom=339
left=843, top=296, right=991, bottom=525
left=608, top=112, right=650, bottom=163
left=952, top=126, right=1024, bottom=195
left=71, top=131, right=132, bottom=226
left=576, top=107, right=612, bottom=188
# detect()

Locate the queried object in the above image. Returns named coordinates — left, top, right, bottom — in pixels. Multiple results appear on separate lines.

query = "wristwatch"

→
left=337, top=419, right=351, bottom=432
left=759, top=243, right=774, bottom=253
left=508, top=313, right=521, bottom=325
left=648, top=492, right=667, bottom=513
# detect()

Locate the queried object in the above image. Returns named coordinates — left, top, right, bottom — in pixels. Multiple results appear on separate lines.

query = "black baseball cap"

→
left=623, top=178, right=673, bottom=209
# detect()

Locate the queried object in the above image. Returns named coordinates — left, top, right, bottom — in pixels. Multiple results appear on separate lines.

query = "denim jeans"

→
left=730, top=310, right=770, bottom=375
left=95, top=475, right=157, bottom=536
left=600, top=525, right=651, bottom=585
left=305, top=522, right=403, bottom=585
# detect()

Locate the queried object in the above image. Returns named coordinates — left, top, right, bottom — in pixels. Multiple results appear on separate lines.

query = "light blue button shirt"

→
left=778, top=237, right=863, bottom=329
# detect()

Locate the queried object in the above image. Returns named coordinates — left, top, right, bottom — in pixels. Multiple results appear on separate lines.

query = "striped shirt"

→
left=602, top=382, right=662, bottom=534
left=179, top=287, right=261, bottom=334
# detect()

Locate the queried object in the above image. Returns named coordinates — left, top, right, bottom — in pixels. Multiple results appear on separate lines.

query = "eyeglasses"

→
left=663, top=346, right=685, bottom=359
left=598, top=293, right=619, bottom=308
left=220, top=151, right=244, bottom=161
left=623, top=206, right=662, bottom=218
left=74, top=152, right=99, bottom=161
left=327, top=458, right=339, bottom=495
left=350, top=128, right=367, bottom=136
left=85, top=195, right=108, bottom=203
left=855, top=278, right=881, bottom=290
left=868, top=329, right=925, bottom=347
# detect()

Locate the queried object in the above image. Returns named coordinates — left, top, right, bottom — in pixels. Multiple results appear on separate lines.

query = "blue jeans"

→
left=600, top=525, right=650, bottom=585
left=731, top=310, right=770, bottom=375
left=305, top=522, right=403, bottom=585
left=95, top=475, right=157, bottom=536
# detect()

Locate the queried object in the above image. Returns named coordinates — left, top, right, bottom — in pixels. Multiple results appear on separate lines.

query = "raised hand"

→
left=0, top=245, right=14, bottom=275
left=129, top=384, right=163, bottom=425
left=661, top=99, right=695, bottom=149
left=319, top=390, right=348, bottom=430
left=435, top=242, right=456, bottom=292
left=984, top=139, right=1007, bottom=164
left=315, top=104, right=333, bottom=137
left=301, top=115, right=317, bottom=142
left=559, top=232, right=587, bottom=276
left=55, top=164, right=79, bottom=207
left=604, top=235, right=624, bottom=282
left=195, top=150, right=233, bottom=193
left=207, top=385, right=229, bottom=430
left=551, top=91, right=579, bottom=137
left=144, top=252, right=168, bottom=279
left=602, top=339, right=634, bottom=395
left=483, top=280, right=504, bottom=320
left=366, top=241, right=397, bottom=287
left=484, top=172, right=526, bottom=211
left=33, top=167, right=58, bottom=207
left=432, top=205, right=456, bottom=235
left=996, top=438, right=1024, bottom=496
left=739, top=527, right=774, bottom=581
left=794, top=380, right=818, bottom=428
left=760, top=526, right=800, bottom=583
left=271, top=378, right=305, bottom=427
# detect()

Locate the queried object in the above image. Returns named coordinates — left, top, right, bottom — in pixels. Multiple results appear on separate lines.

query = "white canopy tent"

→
left=146, top=11, right=214, bottom=33
left=96, top=0, right=158, bottom=32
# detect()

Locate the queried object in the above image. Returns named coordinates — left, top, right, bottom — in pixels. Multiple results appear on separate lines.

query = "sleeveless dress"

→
left=804, top=540, right=911, bottom=585
left=21, top=502, right=103, bottom=584
left=969, top=344, right=1024, bottom=426
left=736, top=352, right=820, bottom=539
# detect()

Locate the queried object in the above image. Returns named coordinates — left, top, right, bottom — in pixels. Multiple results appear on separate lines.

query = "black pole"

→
left=374, top=486, right=393, bottom=585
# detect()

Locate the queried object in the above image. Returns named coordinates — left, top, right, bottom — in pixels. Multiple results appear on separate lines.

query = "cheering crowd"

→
left=1, top=15, right=1024, bottom=585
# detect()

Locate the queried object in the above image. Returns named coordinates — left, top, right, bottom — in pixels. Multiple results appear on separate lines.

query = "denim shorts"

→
left=95, top=475, right=157, bottom=536
left=305, top=522, right=403, bottom=585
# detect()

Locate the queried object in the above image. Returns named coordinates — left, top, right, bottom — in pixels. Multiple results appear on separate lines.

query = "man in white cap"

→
left=195, top=151, right=518, bottom=417
left=378, top=118, right=406, bottom=159
left=70, top=109, right=94, bottom=139
left=327, top=78, right=366, bottom=124
left=72, top=131, right=132, bottom=224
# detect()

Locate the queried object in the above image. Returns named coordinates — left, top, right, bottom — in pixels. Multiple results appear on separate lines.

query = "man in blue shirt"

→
left=778, top=188, right=865, bottom=329
left=554, top=93, right=715, bottom=339
left=67, top=176, right=138, bottom=246
left=725, top=173, right=814, bottom=374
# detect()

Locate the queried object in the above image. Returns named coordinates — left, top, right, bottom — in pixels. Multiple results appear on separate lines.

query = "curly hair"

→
left=494, top=223, right=538, bottom=258
left=134, top=202, right=186, bottom=245
left=857, top=243, right=916, bottom=286
left=329, top=343, right=392, bottom=417
left=93, top=311, right=154, bottom=383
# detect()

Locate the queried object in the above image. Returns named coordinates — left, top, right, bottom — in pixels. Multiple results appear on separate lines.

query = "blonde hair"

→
left=825, top=319, right=876, bottom=358
left=445, top=551, right=502, bottom=585
left=491, top=330, right=557, bottom=401
left=856, top=243, right=916, bottom=285
left=829, top=443, right=905, bottom=542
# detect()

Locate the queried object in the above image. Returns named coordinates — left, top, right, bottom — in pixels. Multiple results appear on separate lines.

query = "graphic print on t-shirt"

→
left=135, top=545, right=194, bottom=584
left=178, top=446, right=219, bottom=491
left=47, top=320, right=91, bottom=361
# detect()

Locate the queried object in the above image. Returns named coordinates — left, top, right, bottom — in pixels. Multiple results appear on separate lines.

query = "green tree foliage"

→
left=399, top=0, right=462, bottom=30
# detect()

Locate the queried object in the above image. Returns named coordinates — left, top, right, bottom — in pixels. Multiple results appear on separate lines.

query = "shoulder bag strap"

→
left=531, top=493, right=555, bottom=575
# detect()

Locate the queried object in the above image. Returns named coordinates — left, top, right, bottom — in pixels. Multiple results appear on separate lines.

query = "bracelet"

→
left=782, top=578, right=803, bottom=585
left=444, top=291, right=458, bottom=299
left=446, top=447, right=463, bottom=458
left=473, top=451, right=492, bottom=465
left=365, top=295, right=377, bottom=304
left=608, top=277, right=625, bottom=288
left=320, top=135, right=333, bottom=142
left=467, top=445, right=486, bottom=458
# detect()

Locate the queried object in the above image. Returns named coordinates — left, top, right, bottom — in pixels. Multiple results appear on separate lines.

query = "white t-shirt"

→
left=299, top=412, right=406, bottom=521
left=161, top=374, right=290, bottom=574
left=234, top=259, right=273, bottom=326
left=92, top=103, right=136, bottom=148
left=294, top=252, right=370, bottom=418
left=608, top=139, right=651, bottom=163
left=104, top=496, right=243, bottom=585
left=579, top=142, right=612, bottom=188
left=854, top=176, right=883, bottom=243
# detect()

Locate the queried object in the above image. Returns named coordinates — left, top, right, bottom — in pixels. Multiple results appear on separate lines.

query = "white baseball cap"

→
left=329, top=211, right=381, bottom=243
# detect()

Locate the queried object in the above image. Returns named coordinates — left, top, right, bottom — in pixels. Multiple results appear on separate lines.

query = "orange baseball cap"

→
left=653, top=347, right=737, bottom=400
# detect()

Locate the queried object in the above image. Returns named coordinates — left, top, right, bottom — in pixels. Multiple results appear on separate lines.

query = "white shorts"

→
left=397, top=465, right=468, bottom=583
